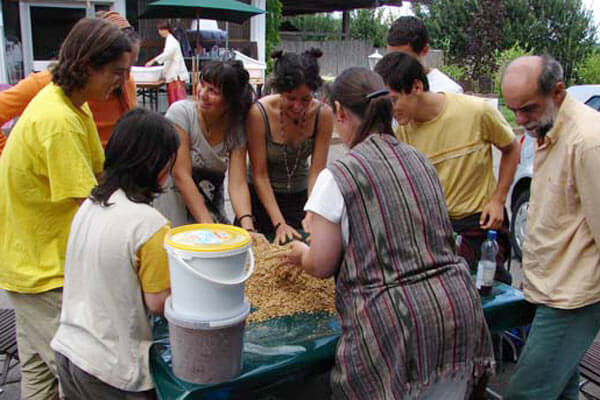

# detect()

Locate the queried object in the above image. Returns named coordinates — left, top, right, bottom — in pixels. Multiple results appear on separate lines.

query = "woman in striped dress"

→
left=286, top=68, right=494, bottom=399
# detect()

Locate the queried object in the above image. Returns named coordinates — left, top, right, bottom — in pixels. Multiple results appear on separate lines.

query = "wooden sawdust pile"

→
left=245, top=236, right=336, bottom=323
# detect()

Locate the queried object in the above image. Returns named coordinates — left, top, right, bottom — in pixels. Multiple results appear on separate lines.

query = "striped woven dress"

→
left=328, top=134, right=494, bottom=399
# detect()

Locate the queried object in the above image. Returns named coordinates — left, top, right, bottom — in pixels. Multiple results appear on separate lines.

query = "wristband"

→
left=238, top=214, right=254, bottom=223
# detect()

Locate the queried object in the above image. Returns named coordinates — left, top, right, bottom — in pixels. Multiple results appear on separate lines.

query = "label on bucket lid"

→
left=165, top=224, right=251, bottom=252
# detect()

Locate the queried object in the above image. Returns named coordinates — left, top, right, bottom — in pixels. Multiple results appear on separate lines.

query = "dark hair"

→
left=386, top=16, right=429, bottom=54
left=91, top=108, right=180, bottom=206
left=374, top=52, right=430, bottom=93
left=330, top=67, right=394, bottom=148
left=52, top=18, right=132, bottom=95
left=157, top=20, right=172, bottom=34
left=201, top=60, right=254, bottom=150
left=270, top=48, right=323, bottom=93
left=538, top=54, right=564, bottom=95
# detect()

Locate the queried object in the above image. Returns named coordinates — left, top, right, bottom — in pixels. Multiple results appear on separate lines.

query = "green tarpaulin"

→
left=150, top=281, right=535, bottom=399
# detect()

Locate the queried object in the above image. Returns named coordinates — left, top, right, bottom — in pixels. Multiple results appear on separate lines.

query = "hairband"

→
left=366, top=88, right=389, bottom=100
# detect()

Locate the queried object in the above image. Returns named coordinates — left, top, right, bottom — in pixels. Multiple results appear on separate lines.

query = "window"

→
left=585, top=95, right=600, bottom=112
left=30, top=6, right=85, bottom=61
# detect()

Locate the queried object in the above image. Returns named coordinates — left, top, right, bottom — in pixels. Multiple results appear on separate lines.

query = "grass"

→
left=500, top=103, right=517, bottom=128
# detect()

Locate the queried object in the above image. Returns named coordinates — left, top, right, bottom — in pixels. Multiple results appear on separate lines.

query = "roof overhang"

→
left=281, top=0, right=406, bottom=16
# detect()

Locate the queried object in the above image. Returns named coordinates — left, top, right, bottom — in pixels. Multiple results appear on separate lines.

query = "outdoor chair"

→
left=0, top=309, right=18, bottom=386
left=580, top=341, right=600, bottom=400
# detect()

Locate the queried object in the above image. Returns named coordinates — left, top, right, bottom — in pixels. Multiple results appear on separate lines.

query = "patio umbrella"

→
left=139, top=0, right=264, bottom=25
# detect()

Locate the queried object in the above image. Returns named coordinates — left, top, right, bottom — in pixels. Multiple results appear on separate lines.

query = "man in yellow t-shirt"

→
left=0, top=18, right=131, bottom=399
left=375, top=52, right=520, bottom=283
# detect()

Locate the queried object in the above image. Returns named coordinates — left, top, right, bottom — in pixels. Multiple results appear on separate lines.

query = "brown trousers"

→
left=55, top=352, right=156, bottom=400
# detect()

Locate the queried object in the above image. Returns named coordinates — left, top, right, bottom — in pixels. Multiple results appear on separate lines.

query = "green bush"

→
left=493, top=42, right=533, bottom=96
left=438, top=64, right=467, bottom=82
left=576, top=50, right=600, bottom=84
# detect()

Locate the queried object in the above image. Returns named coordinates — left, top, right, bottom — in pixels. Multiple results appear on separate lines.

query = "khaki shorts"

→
left=6, top=288, right=62, bottom=400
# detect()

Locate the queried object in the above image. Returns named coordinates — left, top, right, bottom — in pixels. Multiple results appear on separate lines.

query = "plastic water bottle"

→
left=476, top=230, right=498, bottom=296
left=454, top=232, right=462, bottom=252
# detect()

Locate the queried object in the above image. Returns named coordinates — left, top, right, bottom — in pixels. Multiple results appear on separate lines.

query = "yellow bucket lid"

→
left=165, top=224, right=251, bottom=252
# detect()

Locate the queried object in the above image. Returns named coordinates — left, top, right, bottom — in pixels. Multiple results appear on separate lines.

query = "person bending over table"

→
left=154, top=60, right=257, bottom=232
left=286, top=67, right=494, bottom=400
left=145, top=20, right=189, bottom=105
left=375, top=52, right=520, bottom=285
left=51, top=108, right=179, bottom=399
left=246, top=49, right=333, bottom=244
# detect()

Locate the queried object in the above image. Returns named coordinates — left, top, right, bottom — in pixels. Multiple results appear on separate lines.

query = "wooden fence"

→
left=279, top=39, right=444, bottom=77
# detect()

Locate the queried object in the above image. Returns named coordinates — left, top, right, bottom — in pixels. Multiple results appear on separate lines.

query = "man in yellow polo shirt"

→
left=0, top=19, right=131, bottom=399
left=375, top=52, right=520, bottom=283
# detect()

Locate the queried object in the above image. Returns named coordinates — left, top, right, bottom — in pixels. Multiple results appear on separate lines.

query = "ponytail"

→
left=330, top=67, right=394, bottom=148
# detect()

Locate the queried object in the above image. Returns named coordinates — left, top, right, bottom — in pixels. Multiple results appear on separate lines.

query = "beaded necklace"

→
left=279, top=101, right=307, bottom=191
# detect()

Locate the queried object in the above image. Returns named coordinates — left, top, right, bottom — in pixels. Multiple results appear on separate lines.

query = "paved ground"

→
left=0, top=97, right=597, bottom=398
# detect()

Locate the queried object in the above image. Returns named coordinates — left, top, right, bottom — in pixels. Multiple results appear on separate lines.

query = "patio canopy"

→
left=281, top=0, right=408, bottom=16
left=139, top=0, right=265, bottom=24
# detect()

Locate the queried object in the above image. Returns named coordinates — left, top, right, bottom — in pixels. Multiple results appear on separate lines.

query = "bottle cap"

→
left=488, top=230, right=497, bottom=240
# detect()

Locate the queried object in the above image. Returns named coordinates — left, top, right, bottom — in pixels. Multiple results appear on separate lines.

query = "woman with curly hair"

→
left=0, top=18, right=132, bottom=399
left=247, top=48, right=334, bottom=244
left=154, top=60, right=257, bottom=230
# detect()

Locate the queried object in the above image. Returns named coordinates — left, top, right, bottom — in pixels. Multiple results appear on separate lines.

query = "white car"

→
left=508, top=85, right=600, bottom=258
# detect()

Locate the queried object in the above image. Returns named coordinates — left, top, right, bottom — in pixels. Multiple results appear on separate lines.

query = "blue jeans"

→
left=504, top=301, right=600, bottom=400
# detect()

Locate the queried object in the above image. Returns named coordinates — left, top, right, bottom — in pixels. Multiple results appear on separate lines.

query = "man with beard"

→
left=375, top=52, right=520, bottom=284
left=502, top=55, right=600, bottom=399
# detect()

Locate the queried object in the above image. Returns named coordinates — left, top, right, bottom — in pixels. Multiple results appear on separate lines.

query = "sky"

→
left=383, top=1, right=600, bottom=30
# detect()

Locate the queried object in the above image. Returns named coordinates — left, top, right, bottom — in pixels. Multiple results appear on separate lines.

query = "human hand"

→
left=301, top=213, right=312, bottom=243
left=145, top=60, right=154, bottom=67
left=249, top=231, right=268, bottom=246
left=274, top=222, right=302, bottom=245
left=480, top=198, right=505, bottom=230
left=285, top=240, right=309, bottom=266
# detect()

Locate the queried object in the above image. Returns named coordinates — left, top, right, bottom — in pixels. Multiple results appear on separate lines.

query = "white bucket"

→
left=164, top=224, right=254, bottom=320
left=165, top=296, right=249, bottom=384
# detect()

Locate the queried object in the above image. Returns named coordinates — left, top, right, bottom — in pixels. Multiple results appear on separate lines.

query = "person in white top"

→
left=51, top=108, right=180, bottom=399
left=386, top=16, right=463, bottom=94
left=146, top=20, right=190, bottom=104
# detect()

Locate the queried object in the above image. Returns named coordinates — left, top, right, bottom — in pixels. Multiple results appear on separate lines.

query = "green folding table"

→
left=150, top=281, right=536, bottom=399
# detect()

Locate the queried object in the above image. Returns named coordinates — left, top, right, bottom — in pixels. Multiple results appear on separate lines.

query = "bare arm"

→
left=307, top=104, right=334, bottom=196
left=303, top=104, right=334, bottom=235
left=171, top=124, right=213, bottom=223
left=480, top=139, right=520, bottom=229
left=143, top=289, right=170, bottom=316
left=228, top=145, right=255, bottom=231
left=246, top=103, right=300, bottom=243
left=287, top=212, right=342, bottom=278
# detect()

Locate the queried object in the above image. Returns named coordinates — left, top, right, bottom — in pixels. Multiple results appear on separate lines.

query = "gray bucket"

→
left=164, top=296, right=250, bottom=384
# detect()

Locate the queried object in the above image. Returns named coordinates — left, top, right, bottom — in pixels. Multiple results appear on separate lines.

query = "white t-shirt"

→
left=304, top=169, right=349, bottom=247
left=427, top=68, right=463, bottom=94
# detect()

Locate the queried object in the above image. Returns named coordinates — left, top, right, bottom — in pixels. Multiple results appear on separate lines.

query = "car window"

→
left=585, top=96, right=600, bottom=111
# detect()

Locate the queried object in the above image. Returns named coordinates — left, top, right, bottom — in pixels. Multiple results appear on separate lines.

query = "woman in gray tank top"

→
left=246, top=49, right=333, bottom=244
left=153, top=60, right=256, bottom=231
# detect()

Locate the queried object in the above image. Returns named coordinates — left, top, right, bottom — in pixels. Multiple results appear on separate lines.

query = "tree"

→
left=348, top=8, right=391, bottom=48
left=503, top=0, right=596, bottom=83
left=266, top=0, right=282, bottom=71
left=283, top=14, right=342, bottom=40
left=415, top=0, right=597, bottom=84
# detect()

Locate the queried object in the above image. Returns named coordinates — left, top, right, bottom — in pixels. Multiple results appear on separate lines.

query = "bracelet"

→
left=273, top=222, right=283, bottom=232
left=238, top=214, right=254, bottom=223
